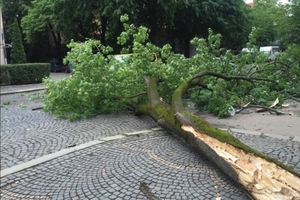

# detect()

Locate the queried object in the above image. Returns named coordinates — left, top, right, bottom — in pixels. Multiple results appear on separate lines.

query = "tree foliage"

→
left=10, top=19, right=26, bottom=64
left=1, top=0, right=31, bottom=62
left=282, top=0, right=300, bottom=46
left=21, top=0, right=64, bottom=61
left=43, top=0, right=135, bottom=43
left=249, top=0, right=287, bottom=46
left=250, top=0, right=300, bottom=48
left=43, top=15, right=300, bottom=120
left=2, top=0, right=30, bottom=37
left=20, top=0, right=250, bottom=58
left=21, top=0, right=54, bottom=43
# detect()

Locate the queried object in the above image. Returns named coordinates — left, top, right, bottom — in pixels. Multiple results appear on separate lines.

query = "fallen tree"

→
left=43, top=15, right=300, bottom=199
left=135, top=75, right=300, bottom=199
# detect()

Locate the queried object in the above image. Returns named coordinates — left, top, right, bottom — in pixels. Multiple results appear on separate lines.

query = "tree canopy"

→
left=18, top=0, right=251, bottom=60
left=249, top=0, right=300, bottom=48
left=2, top=0, right=300, bottom=63
left=282, top=0, right=300, bottom=46
left=249, top=0, right=286, bottom=46
left=10, top=18, right=26, bottom=63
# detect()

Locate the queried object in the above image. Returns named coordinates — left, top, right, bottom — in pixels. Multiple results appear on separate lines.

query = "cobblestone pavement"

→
left=0, top=132, right=250, bottom=200
left=0, top=92, right=157, bottom=169
left=0, top=91, right=299, bottom=199
left=231, top=132, right=300, bottom=173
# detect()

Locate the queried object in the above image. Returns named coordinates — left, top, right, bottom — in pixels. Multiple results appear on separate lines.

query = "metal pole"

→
left=0, top=6, right=2, bottom=65
left=0, top=6, right=7, bottom=65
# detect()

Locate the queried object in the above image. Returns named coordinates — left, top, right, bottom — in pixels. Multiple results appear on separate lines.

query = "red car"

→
left=62, top=64, right=71, bottom=73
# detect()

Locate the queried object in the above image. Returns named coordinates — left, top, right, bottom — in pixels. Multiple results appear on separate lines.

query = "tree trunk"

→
left=100, top=16, right=108, bottom=45
left=48, top=24, right=62, bottom=62
left=147, top=0, right=158, bottom=44
left=135, top=75, right=300, bottom=200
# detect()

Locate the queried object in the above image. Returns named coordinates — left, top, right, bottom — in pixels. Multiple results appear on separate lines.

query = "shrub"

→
left=10, top=19, right=27, bottom=64
left=0, top=63, right=50, bottom=85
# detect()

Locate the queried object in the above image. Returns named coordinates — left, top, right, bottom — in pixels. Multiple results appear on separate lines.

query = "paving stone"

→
left=0, top=132, right=253, bottom=199
left=1, top=92, right=299, bottom=199
left=230, top=131, right=300, bottom=171
left=1, top=93, right=157, bottom=170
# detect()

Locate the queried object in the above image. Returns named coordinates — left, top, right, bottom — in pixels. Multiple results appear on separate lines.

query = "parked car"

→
left=241, top=48, right=255, bottom=53
left=259, top=46, right=280, bottom=61
left=62, top=64, right=71, bottom=73
left=239, top=48, right=256, bottom=63
left=50, top=62, right=65, bottom=72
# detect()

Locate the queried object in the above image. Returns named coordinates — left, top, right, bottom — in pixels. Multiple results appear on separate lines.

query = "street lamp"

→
left=0, top=43, right=12, bottom=65
left=0, top=6, right=9, bottom=65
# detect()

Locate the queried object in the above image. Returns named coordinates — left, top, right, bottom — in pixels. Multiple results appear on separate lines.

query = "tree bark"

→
left=100, top=16, right=108, bottom=45
left=147, top=0, right=158, bottom=43
left=136, top=74, right=300, bottom=200
left=48, top=24, right=62, bottom=62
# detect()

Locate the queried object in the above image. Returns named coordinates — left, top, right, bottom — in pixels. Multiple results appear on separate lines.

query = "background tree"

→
left=122, top=0, right=251, bottom=54
left=21, top=0, right=137, bottom=59
left=279, top=0, right=300, bottom=47
left=20, top=0, right=251, bottom=59
left=53, top=0, right=136, bottom=44
left=2, top=0, right=31, bottom=62
left=10, top=18, right=26, bottom=63
left=250, top=0, right=289, bottom=46
left=6, top=0, right=299, bottom=63
left=249, top=0, right=300, bottom=48
left=21, top=0, right=64, bottom=62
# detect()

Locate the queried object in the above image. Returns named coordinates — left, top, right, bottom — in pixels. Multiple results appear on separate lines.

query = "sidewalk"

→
left=0, top=72, right=69, bottom=95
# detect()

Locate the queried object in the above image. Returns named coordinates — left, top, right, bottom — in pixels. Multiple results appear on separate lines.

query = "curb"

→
left=0, top=87, right=45, bottom=96
left=0, top=128, right=163, bottom=178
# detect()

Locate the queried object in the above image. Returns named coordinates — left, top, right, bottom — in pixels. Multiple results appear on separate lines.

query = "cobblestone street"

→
left=0, top=90, right=299, bottom=199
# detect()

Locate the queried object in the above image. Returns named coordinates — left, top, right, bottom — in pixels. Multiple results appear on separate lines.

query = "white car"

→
left=259, top=46, right=280, bottom=61
left=110, top=54, right=132, bottom=70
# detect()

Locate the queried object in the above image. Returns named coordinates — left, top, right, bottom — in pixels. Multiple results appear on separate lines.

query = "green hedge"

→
left=0, top=63, right=50, bottom=86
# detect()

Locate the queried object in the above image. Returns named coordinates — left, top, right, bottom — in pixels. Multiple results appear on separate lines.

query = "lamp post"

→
left=0, top=5, right=8, bottom=65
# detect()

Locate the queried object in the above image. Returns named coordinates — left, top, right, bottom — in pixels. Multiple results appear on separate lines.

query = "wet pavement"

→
left=0, top=73, right=299, bottom=199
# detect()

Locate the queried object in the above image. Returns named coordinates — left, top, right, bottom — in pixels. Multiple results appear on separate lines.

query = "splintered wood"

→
left=181, top=125, right=300, bottom=200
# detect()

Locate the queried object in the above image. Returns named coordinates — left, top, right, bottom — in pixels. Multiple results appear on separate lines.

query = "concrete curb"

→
left=0, top=140, right=105, bottom=178
left=292, top=136, right=300, bottom=142
left=0, top=87, right=45, bottom=95
left=0, top=129, right=164, bottom=178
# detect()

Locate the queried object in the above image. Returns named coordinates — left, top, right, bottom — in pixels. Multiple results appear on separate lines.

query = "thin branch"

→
left=190, top=71, right=256, bottom=86
left=290, top=97, right=300, bottom=102
left=139, top=182, right=161, bottom=200
left=95, top=92, right=147, bottom=104
left=249, top=77, right=277, bottom=83
left=264, top=61, right=290, bottom=68
left=103, top=76, right=125, bottom=97
left=143, top=76, right=162, bottom=108
left=236, top=104, right=285, bottom=115
left=249, top=67, right=288, bottom=78
left=113, top=92, right=147, bottom=100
